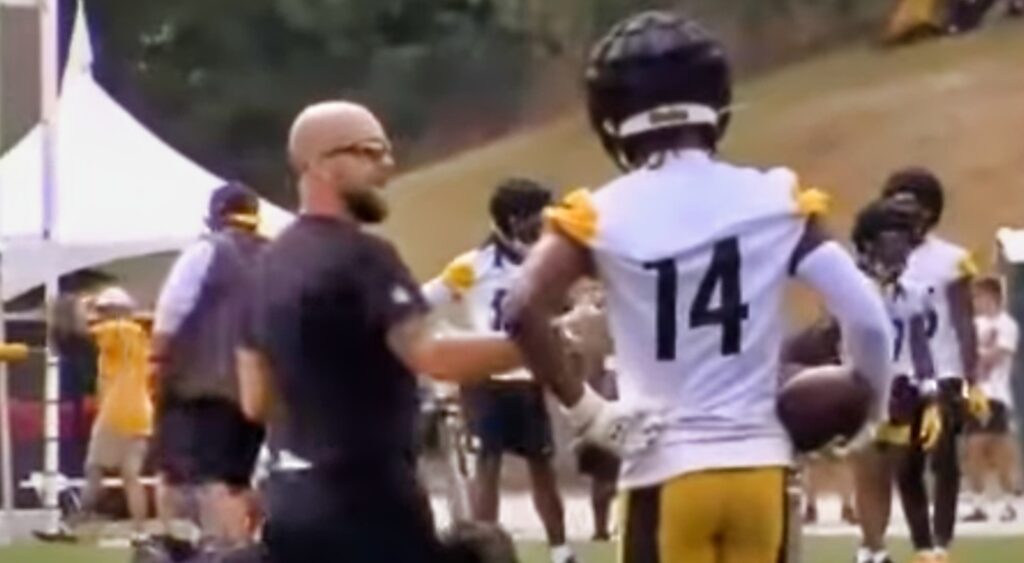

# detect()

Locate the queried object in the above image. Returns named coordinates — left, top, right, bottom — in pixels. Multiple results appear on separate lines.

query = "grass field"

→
left=3, top=536, right=1024, bottom=563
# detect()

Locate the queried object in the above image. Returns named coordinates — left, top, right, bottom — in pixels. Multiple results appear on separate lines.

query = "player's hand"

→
left=562, top=385, right=663, bottom=456
left=966, top=385, right=991, bottom=424
left=822, top=420, right=876, bottom=458
left=918, top=403, right=943, bottom=451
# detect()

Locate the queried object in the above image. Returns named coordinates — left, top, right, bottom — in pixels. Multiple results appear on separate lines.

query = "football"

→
left=776, top=364, right=873, bottom=452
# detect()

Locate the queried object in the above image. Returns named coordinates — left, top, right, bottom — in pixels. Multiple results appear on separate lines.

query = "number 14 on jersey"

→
left=644, top=237, right=750, bottom=361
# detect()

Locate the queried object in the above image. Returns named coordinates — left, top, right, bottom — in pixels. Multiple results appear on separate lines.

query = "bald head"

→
left=288, top=101, right=389, bottom=172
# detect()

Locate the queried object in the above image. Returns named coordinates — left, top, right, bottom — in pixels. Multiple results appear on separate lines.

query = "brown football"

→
left=776, top=364, right=873, bottom=452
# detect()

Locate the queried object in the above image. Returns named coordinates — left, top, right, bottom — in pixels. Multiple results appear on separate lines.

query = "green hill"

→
left=383, top=23, right=1024, bottom=284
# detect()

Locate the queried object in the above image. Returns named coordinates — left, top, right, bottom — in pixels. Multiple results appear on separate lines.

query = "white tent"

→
left=0, top=9, right=293, bottom=301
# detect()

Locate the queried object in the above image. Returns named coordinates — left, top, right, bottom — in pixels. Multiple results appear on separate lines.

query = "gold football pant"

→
left=620, top=466, right=787, bottom=563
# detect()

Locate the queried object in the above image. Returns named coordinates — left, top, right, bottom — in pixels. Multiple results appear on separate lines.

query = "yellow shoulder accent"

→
left=958, top=252, right=979, bottom=278
left=544, top=188, right=597, bottom=245
left=441, top=254, right=476, bottom=295
left=791, top=182, right=830, bottom=217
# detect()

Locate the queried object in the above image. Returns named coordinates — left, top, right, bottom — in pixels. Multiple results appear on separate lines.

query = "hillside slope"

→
left=383, top=23, right=1024, bottom=282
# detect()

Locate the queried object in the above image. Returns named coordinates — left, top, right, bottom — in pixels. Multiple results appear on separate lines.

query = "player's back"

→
left=551, top=150, right=822, bottom=487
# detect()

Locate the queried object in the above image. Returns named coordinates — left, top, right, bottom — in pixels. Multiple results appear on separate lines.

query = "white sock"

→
left=872, top=550, right=891, bottom=563
left=550, top=544, right=574, bottom=563
left=856, top=546, right=880, bottom=563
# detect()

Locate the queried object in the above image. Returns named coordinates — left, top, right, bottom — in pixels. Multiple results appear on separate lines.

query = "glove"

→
left=562, top=385, right=663, bottom=456
left=875, top=421, right=911, bottom=446
left=967, top=385, right=991, bottom=424
left=918, top=402, right=943, bottom=451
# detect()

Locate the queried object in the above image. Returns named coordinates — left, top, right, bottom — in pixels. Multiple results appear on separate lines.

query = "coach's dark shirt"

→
left=243, top=215, right=427, bottom=473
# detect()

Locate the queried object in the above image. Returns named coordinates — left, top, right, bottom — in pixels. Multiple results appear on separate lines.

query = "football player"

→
left=504, top=11, right=894, bottom=563
left=880, top=168, right=988, bottom=559
left=847, top=199, right=945, bottom=563
left=422, top=179, right=576, bottom=563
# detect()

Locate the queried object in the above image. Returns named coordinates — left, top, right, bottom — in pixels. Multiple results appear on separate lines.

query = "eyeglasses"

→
left=320, top=140, right=393, bottom=163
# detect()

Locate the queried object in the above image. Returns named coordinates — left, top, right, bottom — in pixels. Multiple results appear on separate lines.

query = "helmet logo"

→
left=618, top=103, right=719, bottom=137
left=650, top=107, right=689, bottom=125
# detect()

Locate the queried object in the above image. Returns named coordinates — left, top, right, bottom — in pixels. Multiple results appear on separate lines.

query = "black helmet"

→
left=880, top=167, right=945, bottom=231
left=852, top=197, right=921, bottom=282
left=585, top=11, right=732, bottom=170
left=489, top=178, right=552, bottom=247
left=852, top=198, right=920, bottom=253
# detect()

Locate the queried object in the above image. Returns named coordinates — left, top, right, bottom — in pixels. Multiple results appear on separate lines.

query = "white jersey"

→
left=975, top=312, right=1019, bottom=407
left=903, top=235, right=976, bottom=379
left=422, top=239, right=531, bottom=381
left=547, top=150, right=827, bottom=489
left=882, top=281, right=935, bottom=378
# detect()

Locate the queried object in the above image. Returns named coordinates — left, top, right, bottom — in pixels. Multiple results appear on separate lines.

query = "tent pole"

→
left=38, top=0, right=61, bottom=534
left=0, top=263, right=11, bottom=546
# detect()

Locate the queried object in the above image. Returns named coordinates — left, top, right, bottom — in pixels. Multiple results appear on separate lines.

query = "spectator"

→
left=963, top=277, right=1021, bottom=521
left=76, top=286, right=153, bottom=538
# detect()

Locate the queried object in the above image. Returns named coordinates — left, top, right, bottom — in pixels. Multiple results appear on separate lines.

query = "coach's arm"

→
left=236, top=348, right=273, bottom=423
left=387, top=315, right=521, bottom=384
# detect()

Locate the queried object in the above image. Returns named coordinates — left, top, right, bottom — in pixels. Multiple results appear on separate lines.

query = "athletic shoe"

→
left=962, top=507, right=988, bottom=522
left=1000, top=504, right=1017, bottom=522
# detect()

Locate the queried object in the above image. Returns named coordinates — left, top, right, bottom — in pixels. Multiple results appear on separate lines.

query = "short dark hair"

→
left=489, top=178, right=552, bottom=237
left=440, top=521, right=519, bottom=563
left=975, top=276, right=1004, bottom=304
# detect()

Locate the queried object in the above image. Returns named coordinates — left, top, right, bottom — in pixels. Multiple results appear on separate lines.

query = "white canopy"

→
left=0, top=9, right=293, bottom=301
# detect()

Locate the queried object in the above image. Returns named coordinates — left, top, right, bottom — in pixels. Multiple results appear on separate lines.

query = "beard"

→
left=344, top=188, right=388, bottom=224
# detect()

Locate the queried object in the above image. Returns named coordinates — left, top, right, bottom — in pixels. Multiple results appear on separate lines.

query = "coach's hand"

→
left=562, top=385, right=663, bottom=456
left=919, top=403, right=943, bottom=451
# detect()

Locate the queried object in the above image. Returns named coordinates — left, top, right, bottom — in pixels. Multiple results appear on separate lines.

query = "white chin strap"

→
left=612, top=103, right=720, bottom=138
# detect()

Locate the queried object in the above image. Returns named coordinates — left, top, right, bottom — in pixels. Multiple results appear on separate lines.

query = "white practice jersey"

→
left=422, top=239, right=531, bottom=381
left=882, top=280, right=935, bottom=378
left=903, top=235, right=977, bottom=379
left=547, top=150, right=829, bottom=489
left=975, top=312, right=1019, bottom=407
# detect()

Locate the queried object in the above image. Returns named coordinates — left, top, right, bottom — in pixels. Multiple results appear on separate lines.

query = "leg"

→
left=802, top=460, right=819, bottom=524
left=577, top=445, right=620, bottom=541
left=78, top=423, right=117, bottom=523
left=852, top=445, right=893, bottom=552
left=963, top=433, right=990, bottom=519
left=199, top=482, right=254, bottom=547
left=931, top=389, right=962, bottom=549
left=121, top=439, right=149, bottom=534
left=994, top=434, right=1019, bottom=495
left=79, top=464, right=105, bottom=517
left=719, top=468, right=787, bottom=563
left=624, top=478, right=714, bottom=563
left=836, top=461, right=859, bottom=524
left=472, top=453, right=502, bottom=522
left=157, top=476, right=197, bottom=533
left=893, top=442, right=934, bottom=551
left=591, top=477, right=616, bottom=540
left=526, top=457, right=567, bottom=546
left=993, top=434, right=1020, bottom=520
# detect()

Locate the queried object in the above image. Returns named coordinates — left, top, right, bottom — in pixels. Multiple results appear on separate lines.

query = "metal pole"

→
left=38, top=0, right=61, bottom=532
left=0, top=0, right=36, bottom=545
left=0, top=264, right=11, bottom=546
